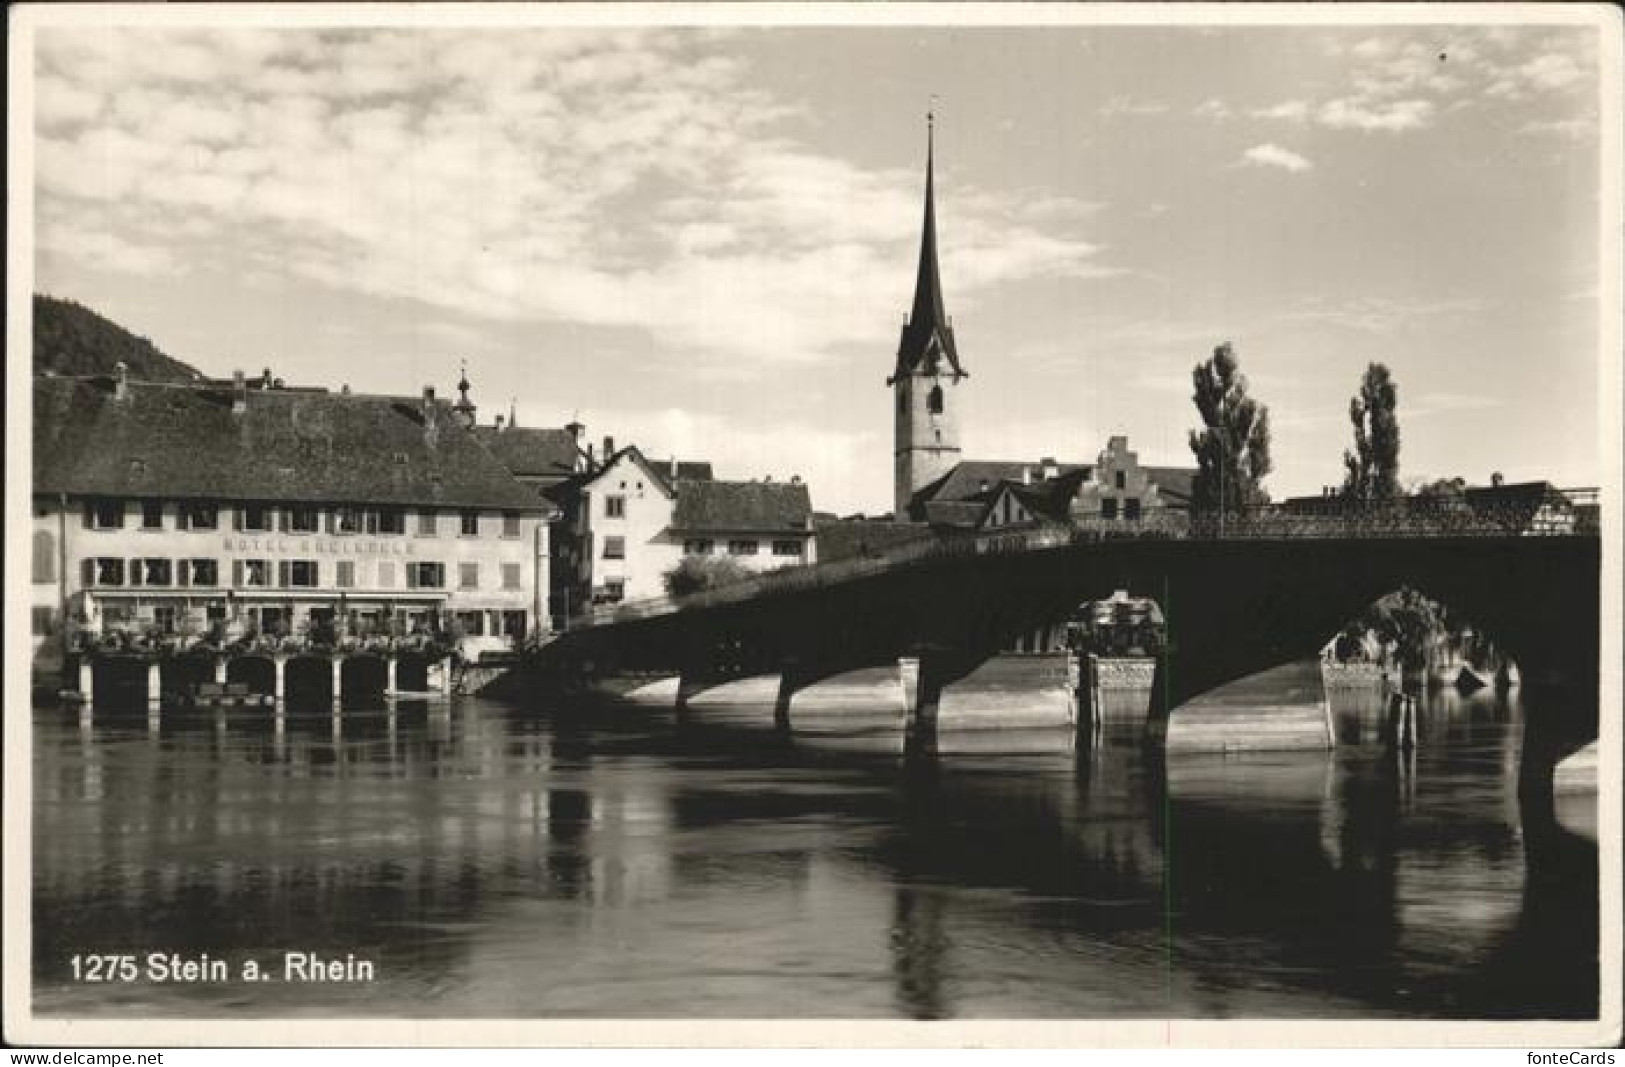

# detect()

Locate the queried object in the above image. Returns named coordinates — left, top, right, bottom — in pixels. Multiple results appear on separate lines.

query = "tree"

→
left=1342, top=362, right=1401, bottom=502
left=662, top=555, right=750, bottom=598
left=1188, top=342, right=1273, bottom=512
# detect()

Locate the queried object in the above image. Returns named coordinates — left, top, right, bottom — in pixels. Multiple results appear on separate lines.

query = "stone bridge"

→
left=535, top=515, right=1600, bottom=794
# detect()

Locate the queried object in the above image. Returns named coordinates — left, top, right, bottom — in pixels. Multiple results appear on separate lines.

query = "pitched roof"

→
left=1141, top=466, right=1197, bottom=508
left=471, top=425, right=579, bottom=480
left=33, top=376, right=548, bottom=511
left=890, top=118, right=965, bottom=382
left=671, top=479, right=812, bottom=532
left=648, top=459, right=714, bottom=494
left=909, top=459, right=1093, bottom=515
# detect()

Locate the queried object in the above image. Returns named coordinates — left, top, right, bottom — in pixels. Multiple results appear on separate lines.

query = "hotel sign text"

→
left=222, top=537, right=418, bottom=557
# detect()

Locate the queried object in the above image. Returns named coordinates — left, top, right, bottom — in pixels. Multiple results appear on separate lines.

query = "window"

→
left=179, top=502, right=218, bottom=530
left=603, top=536, right=625, bottom=560
left=416, top=509, right=438, bottom=536
left=406, top=562, right=445, bottom=589
left=460, top=511, right=480, bottom=537
left=1114, top=470, right=1126, bottom=490
left=459, top=562, right=479, bottom=589
left=502, top=611, right=527, bottom=641
left=377, top=561, right=396, bottom=588
left=141, top=500, right=164, bottom=529
left=368, top=508, right=405, bottom=535
left=183, top=559, right=218, bottom=586
left=332, top=507, right=362, bottom=534
left=281, top=560, right=319, bottom=587
left=684, top=538, right=714, bottom=555
left=86, top=499, right=125, bottom=530
left=502, top=511, right=521, bottom=538
left=32, top=606, right=55, bottom=636
left=455, top=611, right=485, bottom=636
left=239, top=559, right=272, bottom=587
left=288, top=506, right=319, bottom=533
left=140, top=558, right=172, bottom=586
left=1101, top=498, right=1118, bottom=520
left=240, top=504, right=274, bottom=532
left=772, top=540, right=803, bottom=557
left=336, top=561, right=356, bottom=588
left=32, top=531, right=54, bottom=583
left=927, top=385, right=944, bottom=415
left=501, top=563, right=521, bottom=590
left=605, top=495, right=626, bottom=519
left=728, top=539, right=759, bottom=556
left=1124, top=497, right=1142, bottom=521
left=604, top=579, right=625, bottom=602
left=153, top=606, right=177, bottom=634
left=92, top=558, right=125, bottom=586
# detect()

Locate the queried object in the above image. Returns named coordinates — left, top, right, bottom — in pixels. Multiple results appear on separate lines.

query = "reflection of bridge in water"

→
left=34, top=686, right=1594, bottom=1019
left=535, top=503, right=1599, bottom=803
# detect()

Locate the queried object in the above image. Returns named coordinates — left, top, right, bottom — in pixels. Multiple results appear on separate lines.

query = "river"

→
left=31, top=676, right=1598, bottom=1020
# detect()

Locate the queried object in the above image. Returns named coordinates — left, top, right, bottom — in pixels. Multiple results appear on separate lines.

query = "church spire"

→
left=891, top=106, right=964, bottom=383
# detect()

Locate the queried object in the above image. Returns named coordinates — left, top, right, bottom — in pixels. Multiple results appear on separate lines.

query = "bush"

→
left=662, top=555, right=751, bottom=597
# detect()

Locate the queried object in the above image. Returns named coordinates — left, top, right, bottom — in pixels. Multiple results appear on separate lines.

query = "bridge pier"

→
left=1069, top=652, right=1102, bottom=752
left=1142, top=655, right=1173, bottom=751
left=773, top=670, right=800, bottom=730
left=675, top=668, right=707, bottom=713
left=899, top=656, right=948, bottom=755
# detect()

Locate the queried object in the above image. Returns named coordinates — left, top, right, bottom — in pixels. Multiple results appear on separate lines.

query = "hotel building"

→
left=31, top=369, right=554, bottom=666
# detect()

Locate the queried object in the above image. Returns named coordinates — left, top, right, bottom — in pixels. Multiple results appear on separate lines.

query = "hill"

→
left=33, top=295, right=205, bottom=383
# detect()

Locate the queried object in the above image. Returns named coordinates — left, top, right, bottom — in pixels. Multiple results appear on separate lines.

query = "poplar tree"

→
left=1188, top=342, right=1273, bottom=512
left=1342, top=362, right=1401, bottom=502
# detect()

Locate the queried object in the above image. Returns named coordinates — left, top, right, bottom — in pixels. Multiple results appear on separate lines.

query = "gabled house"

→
left=546, top=442, right=815, bottom=623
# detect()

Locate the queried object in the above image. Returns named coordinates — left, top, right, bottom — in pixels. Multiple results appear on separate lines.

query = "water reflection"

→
left=33, top=682, right=1597, bottom=1019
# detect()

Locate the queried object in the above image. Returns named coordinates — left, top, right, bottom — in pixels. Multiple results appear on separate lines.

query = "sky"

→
left=26, top=12, right=1609, bottom=515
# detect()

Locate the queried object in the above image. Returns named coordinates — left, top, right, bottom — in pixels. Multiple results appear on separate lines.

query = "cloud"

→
left=31, top=28, right=1105, bottom=375
left=1239, top=143, right=1313, bottom=173
left=1276, top=294, right=1484, bottom=334
left=1192, top=98, right=1231, bottom=120
left=1316, top=97, right=1435, bottom=132
left=1252, top=100, right=1309, bottom=122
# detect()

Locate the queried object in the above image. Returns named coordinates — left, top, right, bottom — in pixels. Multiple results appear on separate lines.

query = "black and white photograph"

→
left=5, top=2, right=1620, bottom=1048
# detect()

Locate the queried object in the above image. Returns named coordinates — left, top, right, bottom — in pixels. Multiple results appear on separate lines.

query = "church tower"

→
left=889, top=111, right=966, bottom=518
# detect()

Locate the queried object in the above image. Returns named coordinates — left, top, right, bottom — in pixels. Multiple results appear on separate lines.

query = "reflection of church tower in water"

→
left=889, top=110, right=967, bottom=518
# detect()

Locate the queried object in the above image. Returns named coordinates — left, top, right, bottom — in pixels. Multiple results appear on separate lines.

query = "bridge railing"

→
left=561, top=487, right=1600, bottom=629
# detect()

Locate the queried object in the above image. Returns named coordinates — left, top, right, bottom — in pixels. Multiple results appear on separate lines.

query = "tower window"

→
left=927, top=385, right=944, bottom=415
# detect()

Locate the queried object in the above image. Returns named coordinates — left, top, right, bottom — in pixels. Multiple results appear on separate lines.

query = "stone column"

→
left=386, top=656, right=398, bottom=697
left=439, top=657, right=453, bottom=698
left=146, top=661, right=162, bottom=712
left=78, top=658, right=95, bottom=714
left=213, top=658, right=228, bottom=686
left=331, top=657, right=344, bottom=709
left=273, top=656, right=287, bottom=708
